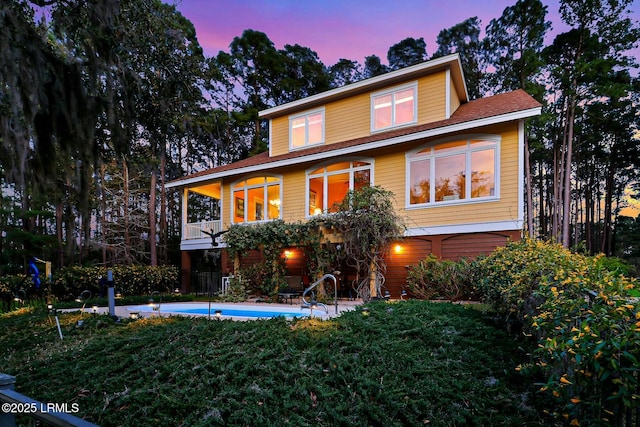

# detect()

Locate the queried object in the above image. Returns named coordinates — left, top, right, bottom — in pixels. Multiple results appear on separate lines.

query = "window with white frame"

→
left=290, top=108, right=324, bottom=149
left=307, top=160, right=373, bottom=216
left=371, top=83, right=417, bottom=132
left=231, top=176, right=282, bottom=224
left=407, top=137, right=498, bottom=206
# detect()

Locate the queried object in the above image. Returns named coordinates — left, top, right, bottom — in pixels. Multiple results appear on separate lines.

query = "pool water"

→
left=127, top=303, right=315, bottom=319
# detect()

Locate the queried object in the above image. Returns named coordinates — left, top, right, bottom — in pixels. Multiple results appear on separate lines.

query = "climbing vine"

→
left=223, top=220, right=324, bottom=298
left=219, top=186, right=405, bottom=302
left=321, top=186, right=406, bottom=301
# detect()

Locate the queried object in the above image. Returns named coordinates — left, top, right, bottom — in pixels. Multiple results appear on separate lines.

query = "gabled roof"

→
left=166, top=89, right=541, bottom=188
left=259, top=54, right=468, bottom=119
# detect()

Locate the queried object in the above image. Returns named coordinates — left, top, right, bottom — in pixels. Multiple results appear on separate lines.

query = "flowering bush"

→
left=477, top=239, right=640, bottom=425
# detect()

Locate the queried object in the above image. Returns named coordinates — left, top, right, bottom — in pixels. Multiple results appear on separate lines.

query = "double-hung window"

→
left=371, top=83, right=417, bottom=132
left=290, top=108, right=324, bottom=149
left=307, top=160, right=373, bottom=216
left=407, top=137, right=498, bottom=207
left=232, top=176, right=282, bottom=224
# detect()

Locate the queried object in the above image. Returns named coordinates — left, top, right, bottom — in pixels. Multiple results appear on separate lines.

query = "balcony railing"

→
left=184, top=220, right=222, bottom=240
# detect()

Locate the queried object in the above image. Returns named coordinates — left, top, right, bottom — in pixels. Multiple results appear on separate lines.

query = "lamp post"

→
left=13, top=289, right=26, bottom=307
left=75, top=290, right=92, bottom=317
left=149, top=291, right=161, bottom=316
left=47, top=303, right=64, bottom=340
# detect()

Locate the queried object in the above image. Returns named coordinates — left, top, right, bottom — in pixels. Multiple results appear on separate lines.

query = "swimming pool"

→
left=126, top=302, right=324, bottom=320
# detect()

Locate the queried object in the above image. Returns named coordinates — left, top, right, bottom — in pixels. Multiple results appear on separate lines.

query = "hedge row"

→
left=476, top=239, right=639, bottom=426
left=51, top=265, right=179, bottom=300
left=1, top=265, right=179, bottom=301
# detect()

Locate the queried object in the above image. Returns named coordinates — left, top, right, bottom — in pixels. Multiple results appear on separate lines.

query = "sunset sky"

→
left=170, top=0, right=638, bottom=66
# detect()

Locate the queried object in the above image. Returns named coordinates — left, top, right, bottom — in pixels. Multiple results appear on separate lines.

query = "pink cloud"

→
left=173, top=0, right=638, bottom=67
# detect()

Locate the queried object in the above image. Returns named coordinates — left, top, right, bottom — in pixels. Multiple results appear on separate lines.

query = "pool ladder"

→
left=301, top=273, right=338, bottom=315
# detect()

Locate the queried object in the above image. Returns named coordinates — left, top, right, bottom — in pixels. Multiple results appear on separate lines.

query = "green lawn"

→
left=1, top=300, right=549, bottom=426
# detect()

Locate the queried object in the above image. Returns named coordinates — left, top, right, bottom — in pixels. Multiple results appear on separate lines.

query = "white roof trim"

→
left=166, top=106, right=541, bottom=189
left=405, top=219, right=523, bottom=236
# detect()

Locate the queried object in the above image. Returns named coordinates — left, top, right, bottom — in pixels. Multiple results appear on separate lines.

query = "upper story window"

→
left=371, top=83, right=417, bottom=132
left=407, top=137, right=499, bottom=207
left=290, top=108, right=324, bottom=150
left=232, top=176, right=282, bottom=224
left=307, top=159, right=373, bottom=216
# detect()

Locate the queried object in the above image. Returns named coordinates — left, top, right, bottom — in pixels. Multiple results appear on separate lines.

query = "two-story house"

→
left=166, top=53, right=541, bottom=296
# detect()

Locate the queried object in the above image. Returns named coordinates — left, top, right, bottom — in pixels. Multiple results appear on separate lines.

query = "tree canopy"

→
left=1, top=0, right=639, bottom=274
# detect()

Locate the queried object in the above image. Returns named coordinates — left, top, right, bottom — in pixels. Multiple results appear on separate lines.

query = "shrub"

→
left=475, top=239, right=586, bottom=330
left=406, top=255, right=477, bottom=301
left=477, top=239, right=640, bottom=425
left=236, top=262, right=273, bottom=296
left=220, top=274, right=248, bottom=302
left=51, top=265, right=179, bottom=300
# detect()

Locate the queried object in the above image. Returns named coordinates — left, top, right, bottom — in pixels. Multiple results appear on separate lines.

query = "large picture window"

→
left=407, top=137, right=498, bottom=207
left=371, top=83, right=417, bottom=132
left=290, top=108, right=324, bottom=149
left=307, top=160, right=373, bottom=216
left=232, top=176, right=282, bottom=224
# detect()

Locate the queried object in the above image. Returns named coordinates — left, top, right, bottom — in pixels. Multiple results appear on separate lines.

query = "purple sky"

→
left=169, top=0, right=637, bottom=66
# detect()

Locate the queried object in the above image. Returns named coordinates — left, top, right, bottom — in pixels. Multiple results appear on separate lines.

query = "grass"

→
left=0, top=300, right=549, bottom=426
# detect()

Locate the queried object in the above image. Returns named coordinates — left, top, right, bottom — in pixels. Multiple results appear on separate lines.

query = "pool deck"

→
left=70, top=298, right=363, bottom=320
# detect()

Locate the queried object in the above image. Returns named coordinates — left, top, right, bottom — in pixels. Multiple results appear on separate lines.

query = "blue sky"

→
left=170, top=0, right=638, bottom=65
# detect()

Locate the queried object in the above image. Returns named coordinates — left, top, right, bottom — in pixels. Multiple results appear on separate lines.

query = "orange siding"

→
left=371, top=123, right=521, bottom=230
left=418, top=73, right=447, bottom=123
left=281, top=168, right=307, bottom=222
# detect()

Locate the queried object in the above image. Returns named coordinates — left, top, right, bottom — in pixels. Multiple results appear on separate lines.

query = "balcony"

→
left=184, top=220, right=222, bottom=240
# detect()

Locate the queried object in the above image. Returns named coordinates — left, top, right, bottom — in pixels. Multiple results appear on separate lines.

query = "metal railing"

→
left=302, top=273, right=338, bottom=314
left=0, top=373, right=98, bottom=427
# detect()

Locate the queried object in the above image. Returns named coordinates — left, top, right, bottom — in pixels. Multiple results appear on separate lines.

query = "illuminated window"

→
left=371, top=83, right=417, bottom=132
left=290, top=109, right=324, bottom=149
left=232, top=176, right=282, bottom=224
left=307, top=160, right=373, bottom=216
left=407, top=137, right=498, bottom=207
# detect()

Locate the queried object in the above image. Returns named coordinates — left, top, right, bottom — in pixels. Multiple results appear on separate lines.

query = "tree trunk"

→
left=561, top=99, right=576, bottom=248
left=159, top=152, right=167, bottom=265
left=149, top=165, right=158, bottom=267
left=100, top=163, right=107, bottom=265
left=524, top=135, right=534, bottom=237
left=601, top=158, right=616, bottom=255
left=56, top=201, right=64, bottom=268
left=123, top=158, right=132, bottom=264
